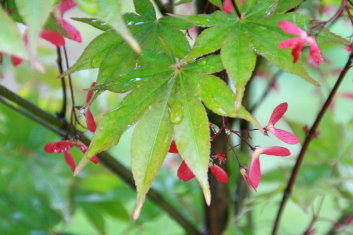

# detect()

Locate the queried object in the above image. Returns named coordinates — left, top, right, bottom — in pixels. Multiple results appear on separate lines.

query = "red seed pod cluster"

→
left=177, top=160, right=229, bottom=184
left=278, top=21, right=323, bottom=66
left=44, top=140, right=99, bottom=172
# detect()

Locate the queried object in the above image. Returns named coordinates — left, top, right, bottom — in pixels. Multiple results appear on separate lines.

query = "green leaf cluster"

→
left=62, top=0, right=349, bottom=219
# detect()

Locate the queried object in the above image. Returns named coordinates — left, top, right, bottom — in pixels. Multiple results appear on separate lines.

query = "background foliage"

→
left=1, top=0, right=353, bottom=234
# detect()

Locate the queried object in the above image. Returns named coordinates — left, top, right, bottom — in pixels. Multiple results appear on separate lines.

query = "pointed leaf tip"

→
left=132, top=206, right=141, bottom=221
left=202, top=182, right=211, bottom=206
left=132, top=194, right=146, bottom=221
left=73, top=156, right=90, bottom=176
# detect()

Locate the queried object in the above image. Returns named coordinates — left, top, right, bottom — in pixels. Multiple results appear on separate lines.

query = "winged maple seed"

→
left=168, top=140, right=179, bottom=154
left=82, top=82, right=97, bottom=133
left=44, top=140, right=99, bottom=172
left=248, top=147, right=291, bottom=190
left=278, top=21, right=323, bottom=66
left=222, top=0, right=244, bottom=13
left=54, top=0, right=82, bottom=43
left=222, top=0, right=234, bottom=14
left=177, top=160, right=229, bottom=184
left=265, top=102, right=300, bottom=144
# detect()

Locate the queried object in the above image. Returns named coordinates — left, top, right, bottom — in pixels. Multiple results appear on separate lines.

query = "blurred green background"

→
left=1, top=0, right=353, bottom=234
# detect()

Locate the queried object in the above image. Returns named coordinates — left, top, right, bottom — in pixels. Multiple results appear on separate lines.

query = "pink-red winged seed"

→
left=248, top=147, right=291, bottom=190
left=57, top=0, right=76, bottom=13
left=168, top=140, right=179, bottom=154
left=84, top=109, right=97, bottom=133
left=85, top=82, right=96, bottom=105
left=64, top=151, right=76, bottom=172
left=249, top=156, right=261, bottom=190
left=40, top=30, right=65, bottom=47
left=44, top=140, right=75, bottom=153
left=222, top=0, right=234, bottom=14
left=278, top=21, right=305, bottom=35
left=278, top=21, right=323, bottom=66
left=11, top=56, right=23, bottom=66
left=270, top=128, right=299, bottom=145
left=259, top=146, right=291, bottom=156
left=266, top=103, right=299, bottom=145
left=268, top=102, right=288, bottom=126
left=209, top=165, right=228, bottom=183
left=57, top=18, right=82, bottom=43
left=177, top=161, right=195, bottom=181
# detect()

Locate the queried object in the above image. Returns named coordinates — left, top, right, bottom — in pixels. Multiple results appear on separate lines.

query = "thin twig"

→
left=249, top=70, right=283, bottom=113
left=0, top=84, right=201, bottom=235
left=0, top=97, right=66, bottom=136
left=271, top=53, right=353, bottom=235
left=56, top=47, right=67, bottom=119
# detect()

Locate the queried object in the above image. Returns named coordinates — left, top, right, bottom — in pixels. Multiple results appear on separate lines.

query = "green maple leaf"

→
left=171, top=0, right=349, bottom=105
left=62, top=0, right=193, bottom=84
left=74, top=47, right=264, bottom=218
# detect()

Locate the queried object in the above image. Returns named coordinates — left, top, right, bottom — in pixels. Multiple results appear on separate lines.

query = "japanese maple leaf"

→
left=72, top=16, right=264, bottom=219
left=172, top=0, right=349, bottom=106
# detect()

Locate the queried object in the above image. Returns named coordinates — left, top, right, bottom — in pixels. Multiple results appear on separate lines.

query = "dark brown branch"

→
left=271, top=53, right=353, bottom=235
left=56, top=47, right=67, bottom=119
left=0, top=85, right=200, bottom=235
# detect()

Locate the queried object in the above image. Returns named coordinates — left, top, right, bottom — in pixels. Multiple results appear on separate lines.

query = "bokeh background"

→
left=1, top=0, right=353, bottom=234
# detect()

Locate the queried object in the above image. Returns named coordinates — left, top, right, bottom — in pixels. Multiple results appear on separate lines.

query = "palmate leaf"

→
left=74, top=48, right=264, bottom=218
left=173, top=3, right=350, bottom=106
left=62, top=0, right=193, bottom=84
left=131, top=84, right=174, bottom=220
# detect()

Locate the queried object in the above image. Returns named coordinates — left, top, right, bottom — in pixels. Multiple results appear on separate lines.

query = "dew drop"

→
left=169, top=102, right=183, bottom=124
